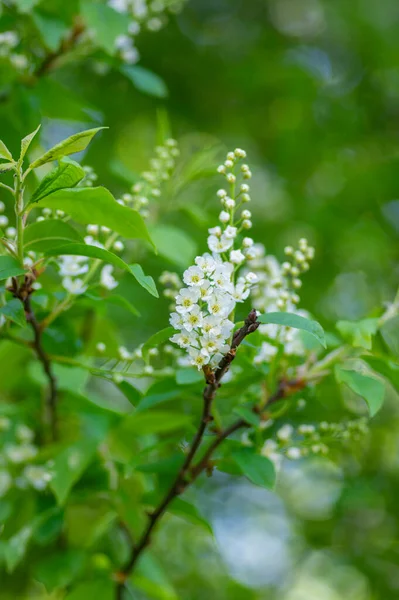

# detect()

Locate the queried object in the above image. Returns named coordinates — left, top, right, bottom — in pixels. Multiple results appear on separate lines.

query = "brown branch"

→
left=34, top=20, right=86, bottom=78
left=8, top=275, right=58, bottom=442
left=114, top=310, right=261, bottom=594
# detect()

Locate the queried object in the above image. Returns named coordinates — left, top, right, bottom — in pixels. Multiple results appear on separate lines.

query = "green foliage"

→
left=258, top=312, right=326, bottom=347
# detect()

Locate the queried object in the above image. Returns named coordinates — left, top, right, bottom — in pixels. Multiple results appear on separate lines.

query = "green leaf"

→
left=168, top=498, right=212, bottom=533
left=142, top=327, right=174, bottom=363
left=150, top=224, right=197, bottom=267
left=29, top=158, right=85, bottom=204
left=65, top=580, right=114, bottom=600
left=33, top=549, right=86, bottom=591
left=45, top=243, right=157, bottom=297
left=335, top=366, right=386, bottom=417
left=123, top=411, right=192, bottom=435
left=130, top=263, right=159, bottom=298
left=4, top=525, right=34, bottom=573
left=81, top=2, right=128, bottom=54
left=29, top=128, right=106, bottom=169
left=0, top=140, right=13, bottom=161
left=0, top=162, right=16, bottom=173
left=176, top=368, right=203, bottom=385
left=19, top=124, right=41, bottom=165
left=116, top=380, right=142, bottom=406
left=121, top=65, right=168, bottom=98
left=0, top=299, right=26, bottom=327
left=105, top=294, right=140, bottom=317
left=232, top=447, right=276, bottom=489
left=24, top=219, right=83, bottom=252
left=233, top=406, right=260, bottom=427
left=0, top=256, right=25, bottom=280
left=50, top=439, right=99, bottom=505
left=336, top=318, right=379, bottom=350
left=32, top=11, right=69, bottom=52
left=362, top=356, right=399, bottom=391
left=131, top=553, right=178, bottom=600
left=258, top=312, right=326, bottom=348
left=136, top=389, right=180, bottom=413
left=35, top=187, right=155, bottom=249
left=13, top=0, right=40, bottom=11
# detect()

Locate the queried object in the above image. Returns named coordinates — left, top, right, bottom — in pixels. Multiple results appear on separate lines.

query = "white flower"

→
left=241, top=209, right=251, bottom=219
left=100, top=265, right=118, bottom=290
left=277, top=424, right=294, bottom=441
left=113, top=240, right=124, bottom=252
left=224, top=225, right=237, bottom=239
left=198, top=279, right=213, bottom=300
left=62, top=277, right=88, bottom=295
left=224, top=198, right=235, bottom=210
left=233, top=283, right=250, bottom=302
left=254, top=341, right=278, bottom=364
left=286, top=447, right=301, bottom=460
left=242, top=237, right=254, bottom=248
left=208, top=226, right=222, bottom=236
left=183, top=265, right=205, bottom=287
left=23, top=465, right=52, bottom=490
left=207, top=234, right=234, bottom=253
left=0, top=470, right=12, bottom=497
left=219, top=211, right=230, bottom=223
left=0, top=215, right=8, bottom=227
left=118, top=346, right=132, bottom=360
left=16, top=425, right=34, bottom=443
left=188, top=347, right=209, bottom=370
left=170, top=312, right=185, bottom=329
left=200, top=335, right=226, bottom=355
left=195, top=253, right=216, bottom=273
left=84, top=235, right=104, bottom=249
left=229, top=249, right=245, bottom=264
left=170, top=330, right=197, bottom=348
left=176, top=287, right=201, bottom=313
left=59, top=256, right=89, bottom=277
left=96, top=342, right=106, bottom=353
left=183, top=305, right=204, bottom=332
left=207, top=291, right=235, bottom=317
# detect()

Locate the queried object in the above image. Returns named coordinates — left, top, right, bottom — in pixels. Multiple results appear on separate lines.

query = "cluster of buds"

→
left=110, top=0, right=187, bottom=64
left=0, top=31, right=28, bottom=71
left=0, top=419, right=52, bottom=495
left=169, top=149, right=259, bottom=370
left=117, top=139, right=179, bottom=219
left=78, top=165, right=98, bottom=187
left=0, top=201, right=16, bottom=240
left=159, top=270, right=182, bottom=310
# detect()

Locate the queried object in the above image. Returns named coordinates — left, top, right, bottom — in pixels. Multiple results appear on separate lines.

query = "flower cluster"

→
left=118, top=138, right=179, bottom=218
left=109, top=0, right=187, bottom=64
left=0, top=419, right=52, bottom=496
left=240, top=417, right=369, bottom=470
left=169, top=148, right=259, bottom=370
left=0, top=30, right=29, bottom=71
left=245, top=239, right=315, bottom=361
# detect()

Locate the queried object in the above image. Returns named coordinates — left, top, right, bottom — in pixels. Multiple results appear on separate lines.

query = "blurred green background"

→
left=1, top=0, right=399, bottom=598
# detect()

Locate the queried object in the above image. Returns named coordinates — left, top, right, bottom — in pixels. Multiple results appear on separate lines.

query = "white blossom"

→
left=100, top=265, right=118, bottom=290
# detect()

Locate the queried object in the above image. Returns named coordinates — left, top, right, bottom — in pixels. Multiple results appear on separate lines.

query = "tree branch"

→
left=9, top=275, right=58, bottom=441
left=114, top=310, right=262, bottom=593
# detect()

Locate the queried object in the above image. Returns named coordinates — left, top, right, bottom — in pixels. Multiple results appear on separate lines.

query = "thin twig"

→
left=114, top=310, right=261, bottom=593
left=34, top=20, right=86, bottom=78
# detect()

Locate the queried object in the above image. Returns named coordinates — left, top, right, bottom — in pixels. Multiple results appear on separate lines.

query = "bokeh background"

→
left=1, top=0, right=399, bottom=598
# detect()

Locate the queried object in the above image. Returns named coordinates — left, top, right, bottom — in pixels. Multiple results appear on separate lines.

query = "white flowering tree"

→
left=0, top=122, right=396, bottom=598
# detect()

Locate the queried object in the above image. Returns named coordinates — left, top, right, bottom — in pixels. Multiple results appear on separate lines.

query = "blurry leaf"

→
left=168, top=498, right=212, bottom=533
left=0, top=256, right=25, bottom=280
left=336, top=318, right=379, bottom=350
left=0, top=162, right=16, bottom=173
left=130, top=263, right=158, bottom=298
left=123, top=411, right=192, bottom=435
left=380, top=315, right=399, bottom=358
left=13, top=0, right=40, bottom=11
left=335, top=366, right=385, bottom=417
left=35, top=78, right=100, bottom=122
left=81, top=3, right=128, bottom=54
left=24, top=219, right=83, bottom=252
left=35, top=187, right=155, bottom=249
left=136, top=389, right=180, bottom=413
left=29, top=128, right=106, bottom=169
left=104, top=294, right=140, bottom=317
left=176, top=368, right=203, bottom=385
left=29, top=363, right=89, bottom=394
left=0, top=299, right=26, bottom=327
left=29, top=158, right=85, bottom=204
left=362, top=356, right=399, bottom=390
left=19, top=124, right=41, bottom=165
left=4, top=525, right=33, bottom=573
left=233, top=406, right=260, bottom=427
left=131, top=552, right=178, bottom=600
left=65, top=579, right=114, bottom=600
left=258, top=312, right=326, bottom=348
left=0, top=139, right=13, bottom=161
left=150, top=224, right=197, bottom=267
left=50, top=438, right=99, bottom=505
left=121, top=65, right=168, bottom=98
left=232, top=447, right=276, bottom=489
left=33, top=549, right=86, bottom=591
left=142, top=327, right=174, bottom=363
left=32, top=11, right=69, bottom=51
left=45, top=243, right=157, bottom=296
left=116, top=380, right=142, bottom=407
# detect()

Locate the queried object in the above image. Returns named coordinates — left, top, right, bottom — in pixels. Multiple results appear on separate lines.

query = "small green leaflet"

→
left=168, top=498, right=212, bottom=534
left=130, top=263, right=159, bottom=297
left=0, top=162, right=16, bottom=173
left=233, top=406, right=260, bottom=427
left=121, top=65, right=168, bottom=98
left=336, top=318, right=379, bottom=350
left=142, top=327, right=174, bottom=363
left=29, top=158, right=85, bottom=204
left=232, top=447, right=276, bottom=489
left=0, top=139, right=13, bottom=161
left=0, top=256, right=25, bottom=281
left=4, top=525, right=34, bottom=573
left=176, top=368, right=203, bottom=385
left=258, top=312, right=326, bottom=348
left=85, top=292, right=140, bottom=317
left=335, top=366, right=385, bottom=417
left=0, top=299, right=26, bottom=327
left=50, top=438, right=99, bottom=505
left=19, top=124, right=41, bottom=165
left=24, top=219, right=83, bottom=252
left=35, top=186, right=155, bottom=249
left=29, top=127, right=106, bottom=169
left=65, top=580, right=114, bottom=600
left=123, top=411, right=192, bottom=435
left=150, top=224, right=197, bottom=267
left=81, top=2, right=128, bottom=54
left=45, top=243, right=158, bottom=297
left=115, top=380, right=143, bottom=406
